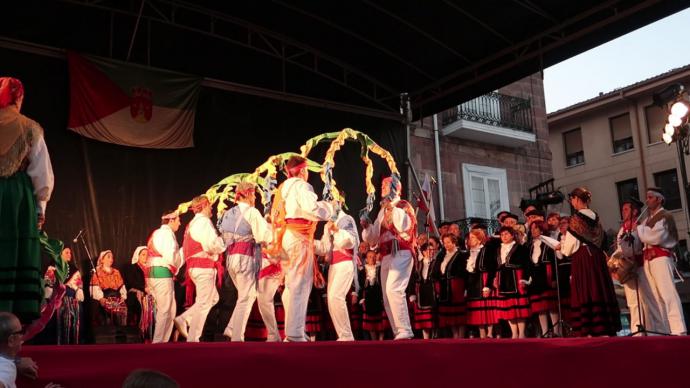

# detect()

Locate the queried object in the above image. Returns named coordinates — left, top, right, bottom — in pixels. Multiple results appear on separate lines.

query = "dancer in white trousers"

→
left=362, top=177, right=416, bottom=340
left=146, top=210, right=183, bottom=343
left=612, top=199, right=666, bottom=335
left=269, top=155, right=333, bottom=342
left=219, top=182, right=272, bottom=341
left=315, top=205, right=359, bottom=341
left=257, top=252, right=283, bottom=341
left=637, top=187, right=687, bottom=335
left=175, top=195, right=226, bottom=342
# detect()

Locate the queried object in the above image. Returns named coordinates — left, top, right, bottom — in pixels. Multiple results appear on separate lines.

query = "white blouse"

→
left=466, top=245, right=483, bottom=273
left=440, top=248, right=457, bottom=274
left=531, top=239, right=542, bottom=264
left=500, top=241, right=516, bottom=265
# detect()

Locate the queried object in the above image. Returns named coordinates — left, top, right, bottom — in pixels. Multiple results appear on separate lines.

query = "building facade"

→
left=410, top=73, right=553, bottom=228
left=547, top=65, right=690, bottom=246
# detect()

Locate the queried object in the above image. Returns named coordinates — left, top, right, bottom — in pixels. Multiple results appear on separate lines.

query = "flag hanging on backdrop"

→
left=67, top=51, right=201, bottom=149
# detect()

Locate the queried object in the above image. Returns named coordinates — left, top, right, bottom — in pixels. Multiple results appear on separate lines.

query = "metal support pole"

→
left=432, top=114, right=446, bottom=221
left=676, top=140, right=690, bottom=237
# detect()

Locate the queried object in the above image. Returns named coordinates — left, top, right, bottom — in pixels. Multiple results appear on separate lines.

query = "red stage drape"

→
left=18, top=337, right=690, bottom=387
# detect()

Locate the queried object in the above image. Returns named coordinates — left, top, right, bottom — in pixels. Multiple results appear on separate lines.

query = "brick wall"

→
left=411, top=73, right=553, bottom=221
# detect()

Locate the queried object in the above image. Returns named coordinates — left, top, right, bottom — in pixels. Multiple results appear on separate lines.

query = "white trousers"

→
left=178, top=268, right=219, bottom=342
left=623, top=266, right=667, bottom=335
left=149, top=277, right=176, bottom=343
left=644, top=257, right=686, bottom=335
left=257, top=270, right=282, bottom=342
left=327, top=260, right=354, bottom=341
left=282, top=230, right=314, bottom=342
left=381, top=250, right=414, bottom=339
left=225, top=253, right=257, bottom=341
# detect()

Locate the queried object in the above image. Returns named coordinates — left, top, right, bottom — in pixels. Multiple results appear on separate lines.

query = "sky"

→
left=544, top=8, right=690, bottom=113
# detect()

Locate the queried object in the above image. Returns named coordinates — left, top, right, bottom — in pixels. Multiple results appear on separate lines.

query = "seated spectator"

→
left=0, top=312, right=62, bottom=388
left=90, top=250, right=128, bottom=326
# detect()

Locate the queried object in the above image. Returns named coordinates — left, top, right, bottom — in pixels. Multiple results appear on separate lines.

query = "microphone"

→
left=72, top=229, right=84, bottom=243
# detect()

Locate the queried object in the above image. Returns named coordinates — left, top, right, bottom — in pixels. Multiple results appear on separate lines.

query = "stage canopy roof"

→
left=2, top=0, right=689, bottom=120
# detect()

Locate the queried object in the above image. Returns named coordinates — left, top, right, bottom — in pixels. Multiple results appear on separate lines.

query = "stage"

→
left=19, top=336, right=690, bottom=387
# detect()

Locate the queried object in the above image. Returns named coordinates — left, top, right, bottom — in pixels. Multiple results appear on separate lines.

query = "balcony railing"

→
left=441, top=92, right=534, bottom=133
left=454, top=217, right=501, bottom=237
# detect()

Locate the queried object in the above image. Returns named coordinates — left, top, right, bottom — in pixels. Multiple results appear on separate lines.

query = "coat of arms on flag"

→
left=67, top=51, right=201, bottom=149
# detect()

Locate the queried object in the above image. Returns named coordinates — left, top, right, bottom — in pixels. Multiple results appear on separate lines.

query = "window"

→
left=462, top=164, right=510, bottom=219
left=616, top=178, right=639, bottom=210
left=563, top=128, right=584, bottom=167
left=610, top=113, right=634, bottom=153
left=654, top=169, right=682, bottom=210
left=645, top=105, right=666, bottom=144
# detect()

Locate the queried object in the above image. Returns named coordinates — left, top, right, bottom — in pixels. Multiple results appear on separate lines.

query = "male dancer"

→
left=147, top=210, right=183, bottom=343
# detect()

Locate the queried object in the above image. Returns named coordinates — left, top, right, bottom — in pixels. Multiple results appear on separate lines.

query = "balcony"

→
left=440, top=92, right=536, bottom=147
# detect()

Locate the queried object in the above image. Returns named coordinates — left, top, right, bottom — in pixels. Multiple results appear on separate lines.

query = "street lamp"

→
left=655, top=83, right=690, bottom=250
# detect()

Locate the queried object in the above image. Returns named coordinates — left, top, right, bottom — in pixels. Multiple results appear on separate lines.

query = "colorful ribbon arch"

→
left=174, top=128, right=400, bottom=224
left=300, top=128, right=400, bottom=220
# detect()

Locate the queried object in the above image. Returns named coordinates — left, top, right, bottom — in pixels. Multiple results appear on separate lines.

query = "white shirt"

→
left=440, top=248, right=457, bottom=275
left=420, top=257, right=431, bottom=280
left=361, top=197, right=411, bottom=248
left=561, top=209, right=596, bottom=257
left=281, top=177, right=333, bottom=221
left=365, top=264, right=378, bottom=285
left=26, top=134, right=54, bottom=216
left=466, top=245, right=483, bottom=273
left=612, top=223, right=643, bottom=259
left=315, top=211, right=358, bottom=256
left=221, top=202, right=273, bottom=245
left=637, top=207, right=677, bottom=249
left=149, top=224, right=182, bottom=272
left=531, top=239, right=542, bottom=264
left=0, top=356, right=16, bottom=388
left=188, top=213, right=226, bottom=260
left=500, top=241, right=516, bottom=265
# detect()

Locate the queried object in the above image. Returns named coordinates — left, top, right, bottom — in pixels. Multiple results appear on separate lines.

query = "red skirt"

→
left=570, top=245, right=621, bottom=336
left=412, top=303, right=435, bottom=330
left=349, top=302, right=362, bottom=332
left=466, top=298, right=498, bottom=326
left=437, top=278, right=466, bottom=328
left=363, top=309, right=390, bottom=332
left=529, top=289, right=558, bottom=314
left=495, top=295, right=531, bottom=320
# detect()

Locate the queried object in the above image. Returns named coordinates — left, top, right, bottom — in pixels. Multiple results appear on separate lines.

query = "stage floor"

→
left=20, top=336, right=690, bottom=388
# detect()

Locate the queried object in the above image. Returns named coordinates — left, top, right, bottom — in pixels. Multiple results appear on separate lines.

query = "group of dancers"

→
left=39, top=164, right=690, bottom=344
left=79, top=163, right=690, bottom=342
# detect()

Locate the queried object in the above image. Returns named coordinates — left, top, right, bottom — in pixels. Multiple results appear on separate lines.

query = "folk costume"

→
left=176, top=205, right=226, bottom=342
left=0, top=77, right=54, bottom=323
left=219, top=198, right=272, bottom=341
left=561, top=209, right=621, bottom=336
left=146, top=212, right=183, bottom=343
left=637, top=194, right=686, bottom=335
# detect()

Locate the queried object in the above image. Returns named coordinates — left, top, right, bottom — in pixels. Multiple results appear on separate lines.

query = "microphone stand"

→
left=542, top=250, right=572, bottom=338
left=75, top=232, right=98, bottom=344
left=78, top=233, right=97, bottom=276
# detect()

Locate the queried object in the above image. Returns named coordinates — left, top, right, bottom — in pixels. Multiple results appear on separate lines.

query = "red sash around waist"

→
left=332, top=249, right=354, bottom=265
left=643, top=246, right=673, bottom=261
left=227, top=241, right=255, bottom=257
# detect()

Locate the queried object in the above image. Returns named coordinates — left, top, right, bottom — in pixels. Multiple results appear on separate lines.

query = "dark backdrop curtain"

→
left=3, top=47, right=406, bottom=329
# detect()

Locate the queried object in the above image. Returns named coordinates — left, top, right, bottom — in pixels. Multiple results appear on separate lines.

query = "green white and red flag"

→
left=67, top=51, right=201, bottom=149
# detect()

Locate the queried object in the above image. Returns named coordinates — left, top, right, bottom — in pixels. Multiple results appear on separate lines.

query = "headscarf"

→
left=0, top=77, right=24, bottom=109
left=0, top=77, right=39, bottom=176
left=97, top=250, right=113, bottom=268
left=130, top=246, right=147, bottom=265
